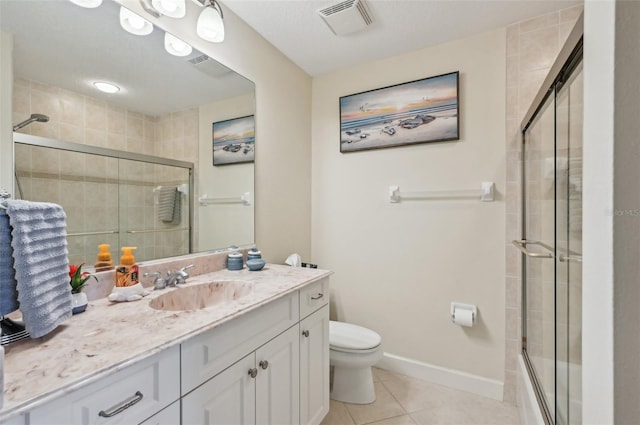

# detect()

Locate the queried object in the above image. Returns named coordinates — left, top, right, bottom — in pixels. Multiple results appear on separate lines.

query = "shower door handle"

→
left=512, top=240, right=554, bottom=259
left=559, top=254, right=582, bottom=263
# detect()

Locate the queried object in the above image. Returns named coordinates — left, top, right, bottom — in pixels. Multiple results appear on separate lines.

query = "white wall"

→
left=197, top=93, right=255, bottom=251
left=582, top=0, right=614, bottom=422
left=117, top=0, right=312, bottom=263
left=0, top=31, right=13, bottom=194
left=311, top=29, right=506, bottom=383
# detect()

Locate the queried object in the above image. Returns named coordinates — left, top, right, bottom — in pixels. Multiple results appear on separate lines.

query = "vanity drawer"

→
left=299, top=277, right=329, bottom=319
left=181, top=292, right=299, bottom=395
left=29, top=345, right=180, bottom=425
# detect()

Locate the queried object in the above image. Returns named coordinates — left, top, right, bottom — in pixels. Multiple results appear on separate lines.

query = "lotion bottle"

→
left=115, top=246, right=138, bottom=287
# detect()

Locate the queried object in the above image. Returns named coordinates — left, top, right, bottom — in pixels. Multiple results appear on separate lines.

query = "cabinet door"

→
left=182, top=353, right=256, bottom=425
left=255, top=325, right=300, bottom=425
left=139, top=401, right=180, bottom=425
left=300, top=305, right=330, bottom=425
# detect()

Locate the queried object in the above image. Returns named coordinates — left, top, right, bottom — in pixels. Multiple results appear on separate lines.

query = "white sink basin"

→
left=149, top=280, right=254, bottom=311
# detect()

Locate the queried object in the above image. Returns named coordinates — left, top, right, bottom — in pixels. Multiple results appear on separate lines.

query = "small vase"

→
left=71, top=292, right=88, bottom=314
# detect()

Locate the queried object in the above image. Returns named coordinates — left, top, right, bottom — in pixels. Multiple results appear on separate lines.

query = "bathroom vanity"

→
left=0, top=264, right=331, bottom=425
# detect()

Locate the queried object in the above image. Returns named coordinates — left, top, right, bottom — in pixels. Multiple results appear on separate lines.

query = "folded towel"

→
left=158, top=186, right=181, bottom=224
left=0, top=208, right=19, bottom=315
left=5, top=200, right=72, bottom=338
left=158, top=186, right=177, bottom=222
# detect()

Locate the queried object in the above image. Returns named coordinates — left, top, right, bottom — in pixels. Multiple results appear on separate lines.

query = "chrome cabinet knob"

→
left=259, top=360, right=269, bottom=370
left=248, top=368, right=258, bottom=378
left=302, top=330, right=310, bottom=338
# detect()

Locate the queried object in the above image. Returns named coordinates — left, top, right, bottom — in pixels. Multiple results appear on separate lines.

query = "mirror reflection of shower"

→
left=12, top=113, right=49, bottom=131
left=12, top=113, right=50, bottom=199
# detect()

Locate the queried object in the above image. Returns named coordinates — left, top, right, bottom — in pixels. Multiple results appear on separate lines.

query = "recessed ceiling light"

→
left=69, top=0, right=103, bottom=8
left=93, top=82, right=120, bottom=94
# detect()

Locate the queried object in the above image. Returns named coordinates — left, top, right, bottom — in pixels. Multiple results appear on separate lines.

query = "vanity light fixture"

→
left=151, top=0, right=186, bottom=18
left=195, top=0, right=225, bottom=43
left=69, top=0, right=103, bottom=8
left=164, top=33, right=193, bottom=56
left=120, top=7, right=153, bottom=35
left=93, top=81, right=120, bottom=94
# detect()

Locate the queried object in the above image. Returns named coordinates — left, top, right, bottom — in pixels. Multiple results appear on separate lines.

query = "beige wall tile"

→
left=85, top=97, right=107, bottom=131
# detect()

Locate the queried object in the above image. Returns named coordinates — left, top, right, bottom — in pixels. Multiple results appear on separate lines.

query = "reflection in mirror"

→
left=1, top=0, right=256, bottom=265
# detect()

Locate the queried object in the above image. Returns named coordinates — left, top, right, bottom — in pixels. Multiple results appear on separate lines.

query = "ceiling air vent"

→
left=317, top=0, right=373, bottom=36
left=188, top=54, right=232, bottom=78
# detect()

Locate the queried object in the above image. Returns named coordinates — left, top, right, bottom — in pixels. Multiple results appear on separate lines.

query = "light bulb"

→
left=197, top=5, right=225, bottom=43
left=120, top=7, right=153, bottom=36
left=164, top=33, right=193, bottom=57
left=151, top=0, right=186, bottom=18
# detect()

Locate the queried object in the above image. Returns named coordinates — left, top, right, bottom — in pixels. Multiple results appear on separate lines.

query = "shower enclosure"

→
left=13, top=133, right=193, bottom=265
left=514, top=18, right=583, bottom=425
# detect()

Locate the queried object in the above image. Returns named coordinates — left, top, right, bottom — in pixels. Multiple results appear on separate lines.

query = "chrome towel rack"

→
left=389, top=182, right=495, bottom=203
left=199, top=192, right=251, bottom=206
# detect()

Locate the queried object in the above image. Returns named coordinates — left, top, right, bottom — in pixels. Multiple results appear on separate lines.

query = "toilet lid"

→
left=330, top=321, right=381, bottom=351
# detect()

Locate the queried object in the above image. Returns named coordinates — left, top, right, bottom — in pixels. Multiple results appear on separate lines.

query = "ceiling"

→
left=0, top=0, right=254, bottom=116
left=223, top=0, right=582, bottom=76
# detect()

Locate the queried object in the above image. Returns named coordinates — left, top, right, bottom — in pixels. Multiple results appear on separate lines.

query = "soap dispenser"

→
left=116, top=246, right=138, bottom=287
left=94, top=243, right=114, bottom=272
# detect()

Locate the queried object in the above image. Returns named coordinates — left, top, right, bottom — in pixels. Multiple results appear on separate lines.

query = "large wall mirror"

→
left=1, top=0, right=255, bottom=265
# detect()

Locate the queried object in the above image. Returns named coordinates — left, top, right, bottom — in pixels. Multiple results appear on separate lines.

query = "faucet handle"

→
left=176, top=264, right=194, bottom=284
left=144, top=272, right=166, bottom=290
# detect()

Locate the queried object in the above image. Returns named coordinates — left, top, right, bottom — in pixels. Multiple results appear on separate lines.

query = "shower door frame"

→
left=518, top=15, right=583, bottom=425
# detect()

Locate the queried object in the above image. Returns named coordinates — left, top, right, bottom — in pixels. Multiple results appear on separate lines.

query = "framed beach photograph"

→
left=212, top=115, right=255, bottom=166
left=339, top=71, right=459, bottom=153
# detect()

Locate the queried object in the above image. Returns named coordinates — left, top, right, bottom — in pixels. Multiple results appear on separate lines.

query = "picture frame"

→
left=339, top=71, right=459, bottom=153
left=212, top=115, right=255, bottom=166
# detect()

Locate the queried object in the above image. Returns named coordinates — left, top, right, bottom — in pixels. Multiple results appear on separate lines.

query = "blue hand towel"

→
left=5, top=200, right=72, bottom=338
left=0, top=209, right=19, bottom=315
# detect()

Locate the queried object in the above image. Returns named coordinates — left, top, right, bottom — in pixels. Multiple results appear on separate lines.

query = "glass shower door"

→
left=555, top=63, right=583, bottom=425
left=522, top=93, right=556, bottom=419
left=520, top=60, right=583, bottom=425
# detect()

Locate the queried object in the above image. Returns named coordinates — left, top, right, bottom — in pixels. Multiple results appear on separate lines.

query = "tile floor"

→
left=321, top=368, right=521, bottom=425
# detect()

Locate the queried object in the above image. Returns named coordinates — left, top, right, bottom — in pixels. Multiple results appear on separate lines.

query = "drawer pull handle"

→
left=259, top=360, right=269, bottom=370
left=310, top=293, right=324, bottom=300
left=98, top=391, right=144, bottom=418
left=248, top=368, right=258, bottom=378
left=302, top=330, right=310, bottom=337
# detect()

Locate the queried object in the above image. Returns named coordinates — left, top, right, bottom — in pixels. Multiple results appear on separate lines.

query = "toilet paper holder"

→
left=450, top=302, right=477, bottom=326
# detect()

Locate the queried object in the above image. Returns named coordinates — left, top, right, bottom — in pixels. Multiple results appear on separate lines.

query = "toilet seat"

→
left=330, top=321, right=381, bottom=352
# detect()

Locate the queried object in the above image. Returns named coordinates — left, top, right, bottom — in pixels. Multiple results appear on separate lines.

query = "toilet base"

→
left=330, top=365, right=376, bottom=404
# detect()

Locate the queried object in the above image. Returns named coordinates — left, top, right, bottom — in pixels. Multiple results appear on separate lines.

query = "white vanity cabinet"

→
left=182, top=325, right=300, bottom=425
left=1, top=276, right=331, bottom=425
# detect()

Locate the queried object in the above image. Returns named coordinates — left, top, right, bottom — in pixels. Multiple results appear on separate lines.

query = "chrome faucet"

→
left=166, top=264, right=194, bottom=287
left=144, top=272, right=167, bottom=290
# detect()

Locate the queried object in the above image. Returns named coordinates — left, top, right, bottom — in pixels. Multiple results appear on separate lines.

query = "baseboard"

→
left=377, top=352, right=504, bottom=401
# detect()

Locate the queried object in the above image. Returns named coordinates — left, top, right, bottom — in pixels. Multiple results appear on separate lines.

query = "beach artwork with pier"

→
left=340, top=71, right=459, bottom=152
left=213, top=115, right=255, bottom=165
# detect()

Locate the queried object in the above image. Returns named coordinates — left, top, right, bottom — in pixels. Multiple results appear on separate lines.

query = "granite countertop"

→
left=1, top=264, right=331, bottom=420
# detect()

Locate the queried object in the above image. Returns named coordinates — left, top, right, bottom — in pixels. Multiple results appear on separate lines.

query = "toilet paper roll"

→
left=453, top=308, right=474, bottom=327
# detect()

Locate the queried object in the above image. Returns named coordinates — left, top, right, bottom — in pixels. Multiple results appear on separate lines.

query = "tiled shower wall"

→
left=12, top=78, right=198, bottom=264
left=503, top=4, right=583, bottom=403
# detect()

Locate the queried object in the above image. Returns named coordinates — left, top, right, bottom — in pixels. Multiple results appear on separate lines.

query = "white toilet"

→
left=329, top=321, right=382, bottom=404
